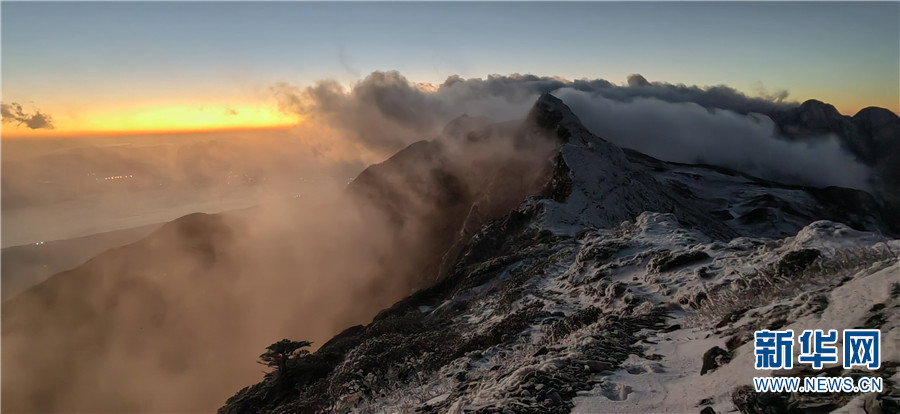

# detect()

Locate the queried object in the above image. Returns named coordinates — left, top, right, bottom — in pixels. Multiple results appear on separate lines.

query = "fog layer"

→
left=1, top=73, right=557, bottom=411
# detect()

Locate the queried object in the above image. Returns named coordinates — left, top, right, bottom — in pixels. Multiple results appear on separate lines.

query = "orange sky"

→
left=3, top=2, right=897, bottom=140
left=1, top=100, right=301, bottom=139
left=1, top=90, right=892, bottom=140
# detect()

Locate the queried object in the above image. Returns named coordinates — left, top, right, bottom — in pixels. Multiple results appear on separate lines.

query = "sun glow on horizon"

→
left=1, top=101, right=301, bottom=139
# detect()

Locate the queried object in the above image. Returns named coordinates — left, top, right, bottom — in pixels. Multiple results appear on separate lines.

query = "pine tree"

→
left=258, top=339, right=311, bottom=378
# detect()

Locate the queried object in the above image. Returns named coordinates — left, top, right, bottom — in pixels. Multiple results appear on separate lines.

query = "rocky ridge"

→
left=220, top=95, right=899, bottom=413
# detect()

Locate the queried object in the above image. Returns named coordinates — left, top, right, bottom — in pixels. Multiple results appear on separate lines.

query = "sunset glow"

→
left=3, top=2, right=897, bottom=142
left=2, top=3, right=899, bottom=414
left=1, top=101, right=300, bottom=138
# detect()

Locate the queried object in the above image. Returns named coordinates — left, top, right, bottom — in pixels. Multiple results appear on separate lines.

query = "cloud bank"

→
left=555, top=88, right=870, bottom=190
left=273, top=71, right=866, bottom=189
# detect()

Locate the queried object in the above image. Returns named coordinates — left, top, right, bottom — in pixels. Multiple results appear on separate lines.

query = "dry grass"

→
left=688, top=243, right=898, bottom=327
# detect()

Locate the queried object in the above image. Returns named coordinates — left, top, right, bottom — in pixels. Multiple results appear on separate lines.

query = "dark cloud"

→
left=274, top=73, right=440, bottom=152
left=273, top=71, right=538, bottom=153
left=592, top=77, right=794, bottom=115
left=274, top=72, right=796, bottom=153
left=272, top=71, right=865, bottom=189
left=1, top=102, right=55, bottom=130
left=433, top=72, right=796, bottom=115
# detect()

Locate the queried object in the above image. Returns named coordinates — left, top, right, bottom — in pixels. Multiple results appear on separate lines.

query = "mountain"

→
left=768, top=100, right=900, bottom=211
left=2, top=212, right=250, bottom=412
left=344, top=115, right=558, bottom=285
left=219, top=95, right=899, bottom=413
left=3, top=93, right=896, bottom=413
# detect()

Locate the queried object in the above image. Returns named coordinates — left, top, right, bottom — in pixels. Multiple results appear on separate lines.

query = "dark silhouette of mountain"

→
left=768, top=100, right=900, bottom=208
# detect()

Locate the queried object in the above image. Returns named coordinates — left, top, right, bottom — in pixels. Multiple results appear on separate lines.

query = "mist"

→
left=1, top=130, right=365, bottom=244
left=3, top=187, right=400, bottom=411
left=1, top=75, right=558, bottom=412
left=555, top=88, right=872, bottom=190
left=1, top=70, right=874, bottom=412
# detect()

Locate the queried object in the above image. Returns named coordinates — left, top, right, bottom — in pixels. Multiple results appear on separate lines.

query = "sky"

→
left=1, top=1, right=898, bottom=138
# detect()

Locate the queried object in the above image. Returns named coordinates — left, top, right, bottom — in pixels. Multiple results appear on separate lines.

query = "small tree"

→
left=258, top=339, right=311, bottom=379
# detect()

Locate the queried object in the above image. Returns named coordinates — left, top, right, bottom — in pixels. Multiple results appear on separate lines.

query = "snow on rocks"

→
left=341, top=211, right=898, bottom=413
left=220, top=93, right=899, bottom=414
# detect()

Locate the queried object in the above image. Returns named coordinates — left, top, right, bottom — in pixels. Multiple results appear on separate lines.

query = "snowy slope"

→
left=272, top=214, right=896, bottom=414
left=220, top=95, right=899, bottom=414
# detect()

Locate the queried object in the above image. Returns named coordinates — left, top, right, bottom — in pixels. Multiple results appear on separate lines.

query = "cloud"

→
left=751, top=80, right=790, bottom=103
left=555, top=88, right=870, bottom=189
left=273, top=71, right=862, bottom=189
left=1, top=102, right=55, bottom=129
left=431, top=72, right=796, bottom=115
left=272, top=71, right=539, bottom=155
left=274, top=72, right=798, bottom=157
left=588, top=76, right=795, bottom=115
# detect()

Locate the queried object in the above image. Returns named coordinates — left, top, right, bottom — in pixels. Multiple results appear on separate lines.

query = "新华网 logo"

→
left=754, top=329, right=880, bottom=370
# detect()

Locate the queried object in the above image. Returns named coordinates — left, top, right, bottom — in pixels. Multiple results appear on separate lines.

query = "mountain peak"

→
left=852, top=106, right=900, bottom=132
left=527, top=94, right=570, bottom=130
left=525, top=93, right=602, bottom=143
left=797, top=99, right=843, bottom=126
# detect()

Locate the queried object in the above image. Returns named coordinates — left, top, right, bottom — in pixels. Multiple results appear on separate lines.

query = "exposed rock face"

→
left=219, top=95, right=899, bottom=414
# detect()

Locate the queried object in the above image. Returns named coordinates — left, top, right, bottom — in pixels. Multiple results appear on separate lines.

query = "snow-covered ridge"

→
left=220, top=94, right=899, bottom=414
left=532, top=94, right=895, bottom=239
